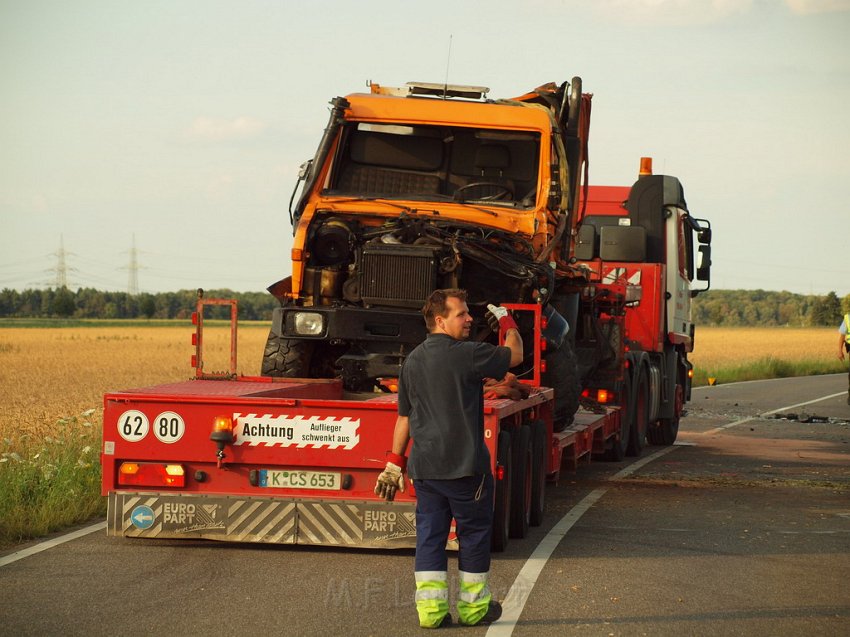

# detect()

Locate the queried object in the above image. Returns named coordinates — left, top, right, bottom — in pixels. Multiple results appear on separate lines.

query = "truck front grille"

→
left=360, top=244, right=438, bottom=308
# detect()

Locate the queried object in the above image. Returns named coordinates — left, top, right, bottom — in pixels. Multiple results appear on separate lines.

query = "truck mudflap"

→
left=107, top=491, right=423, bottom=549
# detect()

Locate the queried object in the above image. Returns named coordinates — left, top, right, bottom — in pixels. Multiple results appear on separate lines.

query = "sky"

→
left=1, top=0, right=849, bottom=296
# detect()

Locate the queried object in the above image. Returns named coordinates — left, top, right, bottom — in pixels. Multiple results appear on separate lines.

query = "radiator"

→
left=360, top=243, right=438, bottom=308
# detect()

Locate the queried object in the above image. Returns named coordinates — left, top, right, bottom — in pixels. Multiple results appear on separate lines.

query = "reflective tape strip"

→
left=458, top=570, right=489, bottom=584
left=415, top=570, right=448, bottom=583
left=415, top=588, right=449, bottom=601
left=459, top=585, right=490, bottom=604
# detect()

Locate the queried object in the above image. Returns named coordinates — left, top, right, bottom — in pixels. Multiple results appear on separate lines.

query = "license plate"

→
left=259, top=469, right=341, bottom=491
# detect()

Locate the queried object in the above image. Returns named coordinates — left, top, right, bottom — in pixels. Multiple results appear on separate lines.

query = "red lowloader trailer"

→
left=102, top=77, right=711, bottom=551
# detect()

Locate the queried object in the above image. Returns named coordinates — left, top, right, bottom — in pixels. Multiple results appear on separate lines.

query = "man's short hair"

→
left=422, top=288, right=467, bottom=331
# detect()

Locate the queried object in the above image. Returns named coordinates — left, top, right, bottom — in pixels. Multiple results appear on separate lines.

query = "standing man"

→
left=839, top=312, right=850, bottom=405
left=374, top=289, right=522, bottom=629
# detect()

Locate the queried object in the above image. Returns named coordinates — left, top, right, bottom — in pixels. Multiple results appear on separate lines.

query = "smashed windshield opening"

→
left=324, top=122, right=541, bottom=208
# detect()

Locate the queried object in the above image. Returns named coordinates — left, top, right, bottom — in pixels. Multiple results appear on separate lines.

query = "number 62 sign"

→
left=118, top=410, right=185, bottom=444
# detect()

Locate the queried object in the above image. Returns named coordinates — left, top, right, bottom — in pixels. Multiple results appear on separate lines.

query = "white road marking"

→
left=487, top=446, right=678, bottom=637
left=0, top=520, right=105, bottom=568
left=489, top=382, right=847, bottom=634
left=702, top=391, right=846, bottom=435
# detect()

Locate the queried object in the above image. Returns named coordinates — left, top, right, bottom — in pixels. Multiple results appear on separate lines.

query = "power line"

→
left=127, top=234, right=139, bottom=296
left=46, top=235, right=76, bottom=289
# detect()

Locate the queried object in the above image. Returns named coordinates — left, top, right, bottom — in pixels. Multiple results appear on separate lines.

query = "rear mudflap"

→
left=107, top=491, right=419, bottom=548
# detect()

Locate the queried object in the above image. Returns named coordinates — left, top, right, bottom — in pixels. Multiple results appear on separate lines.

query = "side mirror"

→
left=696, top=245, right=711, bottom=281
left=698, top=227, right=712, bottom=244
left=289, top=159, right=313, bottom=226
left=298, top=159, right=312, bottom=181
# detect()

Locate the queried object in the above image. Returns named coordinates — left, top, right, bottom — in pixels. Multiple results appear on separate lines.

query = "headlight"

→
left=293, top=311, right=324, bottom=336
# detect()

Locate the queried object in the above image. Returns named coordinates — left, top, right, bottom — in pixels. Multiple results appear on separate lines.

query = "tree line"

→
left=0, top=287, right=279, bottom=321
left=692, top=289, right=850, bottom=327
left=1, top=286, right=848, bottom=327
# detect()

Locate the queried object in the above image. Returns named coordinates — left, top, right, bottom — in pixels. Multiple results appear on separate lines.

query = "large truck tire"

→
left=543, top=341, right=580, bottom=433
left=491, top=430, right=512, bottom=552
left=606, top=378, right=630, bottom=462
left=626, top=367, right=649, bottom=456
left=509, top=426, right=532, bottom=539
left=261, top=331, right=314, bottom=377
left=649, top=382, right=683, bottom=446
left=529, top=420, right=547, bottom=527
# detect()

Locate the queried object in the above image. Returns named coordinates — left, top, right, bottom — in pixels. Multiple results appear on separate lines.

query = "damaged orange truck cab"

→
left=102, top=77, right=712, bottom=551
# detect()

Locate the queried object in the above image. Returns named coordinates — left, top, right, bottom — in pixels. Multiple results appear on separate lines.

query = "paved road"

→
left=2, top=375, right=849, bottom=636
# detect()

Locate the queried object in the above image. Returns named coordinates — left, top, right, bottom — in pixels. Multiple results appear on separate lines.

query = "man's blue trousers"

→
left=413, top=473, right=494, bottom=573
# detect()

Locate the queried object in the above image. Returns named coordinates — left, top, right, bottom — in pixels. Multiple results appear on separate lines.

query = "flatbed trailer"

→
left=101, top=302, right=623, bottom=550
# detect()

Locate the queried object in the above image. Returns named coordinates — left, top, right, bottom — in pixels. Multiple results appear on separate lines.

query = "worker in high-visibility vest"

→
left=839, top=313, right=850, bottom=405
left=374, top=289, right=522, bottom=628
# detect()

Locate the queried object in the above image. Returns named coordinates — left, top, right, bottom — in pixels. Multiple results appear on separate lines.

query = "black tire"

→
left=649, top=381, right=682, bottom=446
left=491, top=430, right=512, bottom=552
left=606, top=370, right=630, bottom=461
left=529, top=420, right=547, bottom=527
left=626, top=368, right=649, bottom=457
left=509, top=426, right=532, bottom=539
left=261, top=331, right=314, bottom=377
left=543, top=341, right=580, bottom=433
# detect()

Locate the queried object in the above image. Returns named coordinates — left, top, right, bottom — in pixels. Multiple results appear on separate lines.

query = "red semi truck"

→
left=101, top=78, right=711, bottom=550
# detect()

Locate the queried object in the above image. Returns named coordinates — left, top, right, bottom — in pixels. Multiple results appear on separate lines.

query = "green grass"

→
left=0, top=410, right=105, bottom=548
left=692, top=357, right=847, bottom=386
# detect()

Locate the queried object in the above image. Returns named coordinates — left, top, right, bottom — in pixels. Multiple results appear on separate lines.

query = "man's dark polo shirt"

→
left=398, top=333, right=511, bottom=480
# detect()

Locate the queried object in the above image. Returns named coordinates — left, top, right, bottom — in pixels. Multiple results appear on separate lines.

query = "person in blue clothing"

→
left=374, top=288, right=522, bottom=629
left=839, top=313, right=850, bottom=405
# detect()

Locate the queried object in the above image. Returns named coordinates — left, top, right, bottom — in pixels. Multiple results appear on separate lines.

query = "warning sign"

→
left=233, top=414, right=360, bottom=449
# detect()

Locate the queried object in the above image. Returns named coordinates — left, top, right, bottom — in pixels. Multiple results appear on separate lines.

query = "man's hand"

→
left=374, top=458, right=406, bottom=501
left=486, top=303, right=518, bottom=334
left=374, top=462, right=405, bottom=501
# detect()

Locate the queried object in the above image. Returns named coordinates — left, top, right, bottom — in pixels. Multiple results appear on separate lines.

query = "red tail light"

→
left=119, top=462, right=185, bottom=488
left=495, top=464, right=506, bottom=481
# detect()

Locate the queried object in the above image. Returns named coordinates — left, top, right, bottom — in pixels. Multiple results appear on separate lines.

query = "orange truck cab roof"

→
left=342, top=91, right=554, bottom=134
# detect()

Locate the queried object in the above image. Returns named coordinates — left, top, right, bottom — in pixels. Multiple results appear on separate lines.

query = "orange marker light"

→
left=596, top=389, right=609, bottom=404
left=688, top=368, right=694, bottom=379
left=119, top=462, right=140, bottom=476
left=212, top=415, right=234, bottom=434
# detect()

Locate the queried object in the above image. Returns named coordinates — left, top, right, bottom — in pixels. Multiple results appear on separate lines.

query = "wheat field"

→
left=688, top=326, right=840, bottom=373
left=0, top=325, right=268, bottom=441
left=2, top=324, right=842, bottom=441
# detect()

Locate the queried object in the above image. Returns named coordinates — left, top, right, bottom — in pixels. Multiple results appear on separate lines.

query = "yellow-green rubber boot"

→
left=457, top=570, right=491, bottom=625
left=415, top=570, right=449, bottom=628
